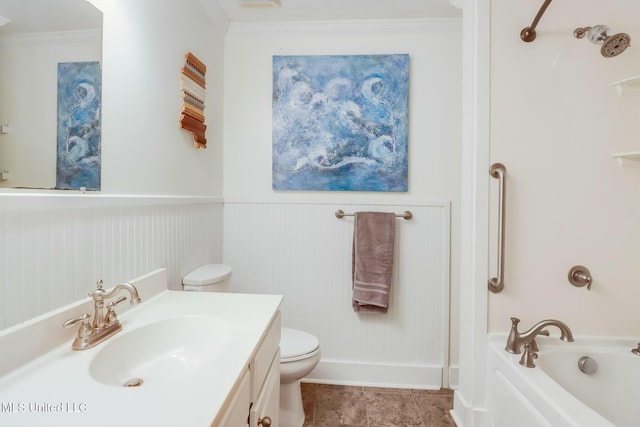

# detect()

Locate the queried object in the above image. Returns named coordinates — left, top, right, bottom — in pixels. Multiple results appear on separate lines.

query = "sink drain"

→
left=123, top=378, right=144, bottom=387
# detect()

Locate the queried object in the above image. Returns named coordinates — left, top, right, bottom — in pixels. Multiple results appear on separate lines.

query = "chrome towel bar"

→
left=489, top=163, right=506, bottom=293
left=335, top=209, right=413, bottom=220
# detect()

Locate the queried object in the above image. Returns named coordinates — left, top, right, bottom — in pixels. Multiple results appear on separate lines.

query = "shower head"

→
left=574, top=25, right=631, bottom=58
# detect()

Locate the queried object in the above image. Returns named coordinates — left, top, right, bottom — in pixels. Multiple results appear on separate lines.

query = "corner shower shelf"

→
left=612, top=76, right=640, bottom=96
left=612, top=152, right=640, bottom=168
left=611, top=77, right=640, bottom=166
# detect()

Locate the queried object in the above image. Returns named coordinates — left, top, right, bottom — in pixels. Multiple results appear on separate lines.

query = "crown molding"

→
left=196, top=0, right=230, bottom=35
left=227, top=17, right=461, bottom=36
left=0, top=29, right=101, bottom=47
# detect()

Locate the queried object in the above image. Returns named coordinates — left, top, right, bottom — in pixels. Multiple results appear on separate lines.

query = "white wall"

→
left=100, top=0, right=225, bottom=196
left=225, top=200, right=450, bottom=387
left=223, top=19, right=463, bottom=387
left=223, top=20, right=462, bottom=202
left=0, top=31, right=101, bottom=189
left=489, top=0, right=640, bottom=336
left=452, top=0, right=492, bottom=424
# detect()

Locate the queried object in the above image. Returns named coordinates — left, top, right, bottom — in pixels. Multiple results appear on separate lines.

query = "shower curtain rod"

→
left=521, top=0, right=553, bottom=42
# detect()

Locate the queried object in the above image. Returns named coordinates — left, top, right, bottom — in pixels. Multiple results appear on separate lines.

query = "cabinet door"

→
left=250, top=350, right=280, bottom=427
left=251, top=311, right=281, bottom=401
left=214, top=368, right=250, bottom=427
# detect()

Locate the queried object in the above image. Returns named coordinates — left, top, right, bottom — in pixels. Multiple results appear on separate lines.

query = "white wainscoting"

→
left=0, top=196, right=223, bottom=331
left=223, top=199, right=450, bottom=389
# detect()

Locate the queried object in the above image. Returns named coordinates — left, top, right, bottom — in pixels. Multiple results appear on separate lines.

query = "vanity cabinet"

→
left=214, top=311, right=281, bottom=427
left=0, top=284, right=283, bottom=427
left=216, top=369, right=251, bottom=426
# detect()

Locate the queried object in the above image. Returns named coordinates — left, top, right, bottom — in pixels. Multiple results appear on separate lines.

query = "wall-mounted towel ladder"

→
left=335, top=209, right=413, bottom=220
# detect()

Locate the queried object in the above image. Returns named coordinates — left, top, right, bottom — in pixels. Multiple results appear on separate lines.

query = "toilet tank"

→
left=182, top=264, right=232, bottom=292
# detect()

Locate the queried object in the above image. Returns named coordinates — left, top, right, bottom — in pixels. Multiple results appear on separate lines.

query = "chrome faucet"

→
left=505, top=317, right=574, bottom=354
left=63, top=280, right=141, bottom=350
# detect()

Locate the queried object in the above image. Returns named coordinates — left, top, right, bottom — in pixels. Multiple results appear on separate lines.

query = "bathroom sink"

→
left=89, top=315, right=231, bottom=387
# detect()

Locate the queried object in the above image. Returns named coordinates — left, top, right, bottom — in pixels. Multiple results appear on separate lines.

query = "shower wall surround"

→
left=0, top=198, right=223, bottom=330
left=489, top=0, right=640, bottom=335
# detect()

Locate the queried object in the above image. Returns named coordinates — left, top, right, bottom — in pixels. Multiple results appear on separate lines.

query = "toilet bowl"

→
left=182, top=264, right=321, bottom=427
left=280, top=327, right=321, bottom=427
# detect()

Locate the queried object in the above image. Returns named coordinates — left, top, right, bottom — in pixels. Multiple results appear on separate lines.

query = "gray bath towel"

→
left=352, top=211, right=396, bottom=313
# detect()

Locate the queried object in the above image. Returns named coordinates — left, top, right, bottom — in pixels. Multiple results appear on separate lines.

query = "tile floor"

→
left=300, top=383, right=456, bottom=427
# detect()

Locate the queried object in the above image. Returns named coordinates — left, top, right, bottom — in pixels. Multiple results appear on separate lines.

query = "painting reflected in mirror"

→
left=0, top=0, right=102, bottom=190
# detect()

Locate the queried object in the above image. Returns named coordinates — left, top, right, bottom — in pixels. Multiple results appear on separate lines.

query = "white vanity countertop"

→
left=0, top=289, right=283, bottom=427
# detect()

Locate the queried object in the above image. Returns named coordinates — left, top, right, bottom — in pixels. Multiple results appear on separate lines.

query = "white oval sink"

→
left=89, top=315, right=231, bottom=387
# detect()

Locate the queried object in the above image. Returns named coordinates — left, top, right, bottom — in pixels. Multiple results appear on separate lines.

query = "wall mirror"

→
left=0, top=0, right=102, bottom=190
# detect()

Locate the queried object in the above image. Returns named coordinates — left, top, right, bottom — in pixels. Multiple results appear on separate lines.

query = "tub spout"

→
left=505, top=317, right=574, bottom=354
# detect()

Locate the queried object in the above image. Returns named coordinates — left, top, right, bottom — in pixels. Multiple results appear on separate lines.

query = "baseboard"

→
left=304, top=359, right=444, bottom=389
left=452, top=391, right=493, bottom=427
left=448, top=365, right=459, bottom=389
left=452, top=392, right=467, bottom=426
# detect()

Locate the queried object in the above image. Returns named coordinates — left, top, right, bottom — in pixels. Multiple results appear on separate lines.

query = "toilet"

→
left=279, top=327, right=321, bottom=427
left=182, top=264, right=321, bottom=427
left=182, top=263, right=232, bottom=292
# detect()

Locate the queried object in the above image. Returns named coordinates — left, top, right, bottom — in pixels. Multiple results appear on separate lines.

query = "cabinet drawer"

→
left=251, top=310, right=281, bottom=400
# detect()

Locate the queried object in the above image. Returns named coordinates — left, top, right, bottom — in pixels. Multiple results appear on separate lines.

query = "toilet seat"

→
left=280, top=327, right=320, bottom=363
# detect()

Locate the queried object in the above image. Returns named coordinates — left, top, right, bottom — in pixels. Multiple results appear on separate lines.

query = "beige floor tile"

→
left=314, top=386, right=367, bottom=426
left=364, top=390, right=425, bottom=427
left=412, top=393, right=455, bottom=427
left=300, top=383, right=456, bottom=427
left=301, top=383, right=316, bottom=426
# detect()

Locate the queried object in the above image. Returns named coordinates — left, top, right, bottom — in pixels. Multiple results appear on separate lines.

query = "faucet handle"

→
left=107, top=296, right=127, bottom=308
left=105, top=296, right=127, bottom=324
left=63, top=313, right=93, bottom=338
left=519, top=343, right=538, bottom=368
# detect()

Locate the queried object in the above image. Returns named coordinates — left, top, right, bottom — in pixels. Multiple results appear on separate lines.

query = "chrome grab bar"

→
left=489, top=163, right=506, bottom=293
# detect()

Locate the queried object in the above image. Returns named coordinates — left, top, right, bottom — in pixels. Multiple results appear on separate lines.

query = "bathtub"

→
left=487, top=333, right=640, bottom=427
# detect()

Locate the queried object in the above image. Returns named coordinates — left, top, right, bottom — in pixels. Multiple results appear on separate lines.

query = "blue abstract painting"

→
left=56, top=61, right=101, bottom=190
left=272, top=54, right=409, bottom=192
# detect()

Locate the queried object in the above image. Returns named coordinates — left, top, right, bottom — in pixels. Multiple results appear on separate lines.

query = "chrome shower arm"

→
left=521, top=0, right=554, bottom=42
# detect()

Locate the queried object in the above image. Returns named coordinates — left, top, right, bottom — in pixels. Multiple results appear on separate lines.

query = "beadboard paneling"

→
left=0, top=201, right=223, bottom=330
left=223, top=200, right=450, bottom=387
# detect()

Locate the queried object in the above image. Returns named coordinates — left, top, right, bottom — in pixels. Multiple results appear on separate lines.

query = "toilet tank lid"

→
left=182, top=264, right=232, bottom=286
left=281, top=327, right=319, bottom=359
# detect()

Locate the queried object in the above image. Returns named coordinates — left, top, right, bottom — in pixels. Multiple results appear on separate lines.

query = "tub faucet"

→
left=505, top=317, right=574, bottom=354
